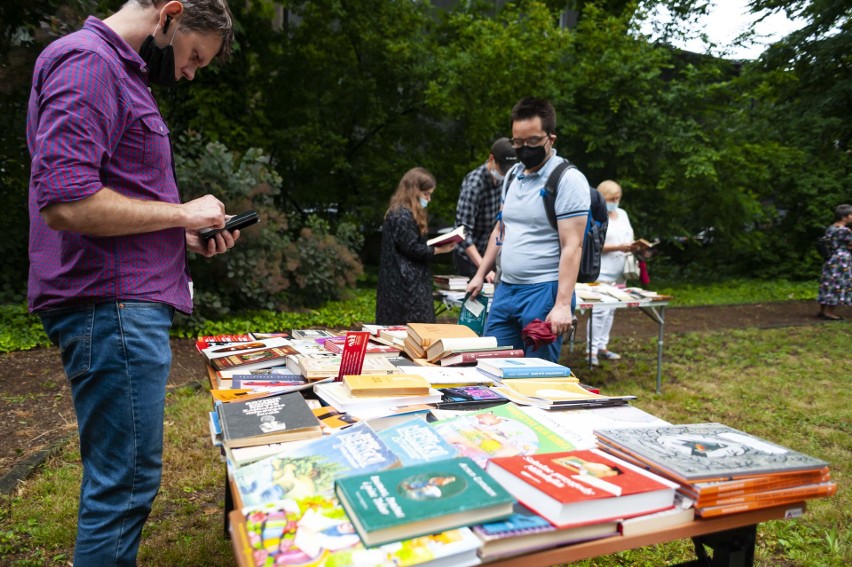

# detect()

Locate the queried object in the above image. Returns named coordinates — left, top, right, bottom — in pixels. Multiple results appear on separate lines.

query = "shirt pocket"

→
left=141, top=115, right=171, bottom=171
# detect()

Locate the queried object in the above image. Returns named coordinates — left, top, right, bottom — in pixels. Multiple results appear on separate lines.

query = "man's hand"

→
left=186, top=227, right=239, bottom=257
left=485, top=270, right=496, bottom=284
left=466, top=274, right=484, bottom=300
left=545, top=303, right=574, bottom=336
left=182, top=195, right=226, bottom=230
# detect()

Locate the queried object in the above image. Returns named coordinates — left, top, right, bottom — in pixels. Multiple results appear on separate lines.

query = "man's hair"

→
left=133, top=0, right=234, bottom=60
left=511, top=97, right=557, bottom=135
left=835, top=204, right=852, bottom=221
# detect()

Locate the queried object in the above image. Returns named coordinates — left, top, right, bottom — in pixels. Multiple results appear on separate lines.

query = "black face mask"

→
left=139, top=33, right=176, bottom=87
left=515, top=144, right=548, bottom=170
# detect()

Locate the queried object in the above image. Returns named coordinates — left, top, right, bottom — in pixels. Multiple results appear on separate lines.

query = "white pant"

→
left=588, top=306, right=616, bottom=353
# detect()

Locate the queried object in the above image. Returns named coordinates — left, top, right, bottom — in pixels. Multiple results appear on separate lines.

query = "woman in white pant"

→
left=588, top=180, right=637, bottom=365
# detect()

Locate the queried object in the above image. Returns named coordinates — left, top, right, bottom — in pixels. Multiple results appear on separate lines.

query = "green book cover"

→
left=334, top=456, right=514, bottom=547
left=432, top=402, right=577, bottom=468
left=457, top=293, right=488, bottom=335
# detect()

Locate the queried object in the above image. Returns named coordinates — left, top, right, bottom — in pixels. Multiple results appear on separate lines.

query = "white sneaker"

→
left=590, top=356, right=599, bottom=366
left=598, top=350, right=621, bottom=360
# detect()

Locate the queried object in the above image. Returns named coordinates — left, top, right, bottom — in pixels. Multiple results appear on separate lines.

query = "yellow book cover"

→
left=343, top=374, right=431, bottom=397
left=406, top=323, right=478, bottom=348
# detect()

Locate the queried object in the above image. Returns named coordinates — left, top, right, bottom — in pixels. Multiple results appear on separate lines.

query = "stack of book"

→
left=433, top=274, right=469, bottom=291
left=594, top=423, right=836, bottom=518
left=285, top=352, right=400, bottom=380
left=494, top=378, right=637, bottom=410
left=402, top=322, right=478, bottom=362
left=213, top=391, right=322, bottom=450
left=200, top=337, right=299, bottom=373
left=476, top=357, right=574, bottom=380
left=361, top=324, right=408, bottom=348
left=322, top=335, right=401, bottom=358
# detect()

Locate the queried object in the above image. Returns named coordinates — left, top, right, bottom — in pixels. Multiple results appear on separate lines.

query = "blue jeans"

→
left=40, top=301, right=174, bottom=567
left=484, top=281, right=574, bottom=363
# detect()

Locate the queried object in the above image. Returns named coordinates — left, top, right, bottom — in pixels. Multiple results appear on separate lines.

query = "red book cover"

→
left=323, top=336, right=399, bottom=356
left=486, top=449, right=678, bottom=528
left=336, top=331, right=371, bottom=381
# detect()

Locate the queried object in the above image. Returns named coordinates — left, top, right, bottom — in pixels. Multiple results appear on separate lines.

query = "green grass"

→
left=654, top=278, right=817, bottom=307
left=1, top=320, right=848, bottom=566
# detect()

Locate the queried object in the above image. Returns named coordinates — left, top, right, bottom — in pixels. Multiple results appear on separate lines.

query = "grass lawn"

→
left=0, top=303, right=847, bottom=565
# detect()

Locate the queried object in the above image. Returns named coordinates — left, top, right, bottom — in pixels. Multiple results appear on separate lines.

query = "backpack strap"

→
left=542, top=159, right=575, bottom=230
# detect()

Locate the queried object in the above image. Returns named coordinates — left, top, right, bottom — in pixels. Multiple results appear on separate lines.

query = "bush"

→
left=175, top=135, right=364, bottom=326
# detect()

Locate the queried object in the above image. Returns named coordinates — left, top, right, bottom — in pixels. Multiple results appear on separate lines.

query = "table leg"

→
left=224, top=462, right=233, bottom=540
left=656, top=305, right=665, bottom=393
left=587, top=307, right=594, bottom=370
left=677, top=524, right=757, bottom=567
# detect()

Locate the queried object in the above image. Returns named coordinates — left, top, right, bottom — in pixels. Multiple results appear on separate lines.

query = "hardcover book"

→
left=343, top=373, right=431, bottom=397
left=494, top=378, right=635, bottom=410
left=594, top=423, right=831, bottom=483
left=334, top=456, right=515, bottom=547
left=313, top=382, right=443, bottom=414
left=406, top=323, right=478, bottom=349
left=216, top=391, right=322, bottom=449
left=234, top=421, right=400, bottom=507
left=473, top=502, right=618, bottom=561
left=426, top=226, right=465, bottom=247
left=477, top=357, right=573, bottom=378
left=431, top=402, right=577, bottom=468
left=694, top=482, right=837, bottom=518
left=232, top=495, right=482, bottom=567
left=486, top=449, right=678, bottom=528
left=376, top=417, right=458, bottom=466
left=425, top=336, right=498, bottom=362
left=440, top=347, right=525, bottom=367
left=323, top=336, right=401, bottom=357
left=457, top=294, right=489, bottom=336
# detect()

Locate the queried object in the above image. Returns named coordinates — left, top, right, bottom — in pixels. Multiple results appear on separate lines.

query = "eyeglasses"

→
left=509, top=135, right=549, bottom=148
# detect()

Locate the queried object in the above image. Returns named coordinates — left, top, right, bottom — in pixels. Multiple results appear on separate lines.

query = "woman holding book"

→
left=588, top=180, right=639, bottom=366
left=817, top=203, right=852, bottom=320
left=376, top=168, right=455, bottom=325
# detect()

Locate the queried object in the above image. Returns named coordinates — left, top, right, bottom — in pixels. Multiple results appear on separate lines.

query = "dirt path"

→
left=0, top=300, right=846, bottom=492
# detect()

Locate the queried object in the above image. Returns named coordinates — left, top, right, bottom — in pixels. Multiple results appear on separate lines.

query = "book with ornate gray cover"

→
left=595, top=423, right=829, bottom=482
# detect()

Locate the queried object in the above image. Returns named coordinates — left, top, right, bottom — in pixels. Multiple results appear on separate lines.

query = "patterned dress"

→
left=817, top=224, right=851, bottom=306
left=375, top=208, right=436, bottom=325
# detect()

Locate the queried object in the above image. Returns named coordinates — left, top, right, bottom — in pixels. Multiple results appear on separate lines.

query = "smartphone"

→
left=199, top=210, right=259, bottom=241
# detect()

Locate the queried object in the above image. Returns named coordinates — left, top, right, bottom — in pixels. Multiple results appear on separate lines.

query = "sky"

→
left=643, top=0, right=804, bottom=59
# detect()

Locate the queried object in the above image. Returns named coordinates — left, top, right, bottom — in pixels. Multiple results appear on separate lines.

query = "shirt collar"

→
left=83, top=16, right=147, bottom=74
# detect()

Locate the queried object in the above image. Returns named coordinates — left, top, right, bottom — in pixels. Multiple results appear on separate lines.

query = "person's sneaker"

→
left=590, top=355, right=599, bottom=366
left=598, top=350, right=622, bottom=360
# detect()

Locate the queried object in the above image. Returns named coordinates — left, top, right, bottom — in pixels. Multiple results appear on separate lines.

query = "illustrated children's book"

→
left=232, top=495, right=482, bottom=567
left=594, top=423, right=831, bottom=483
left=335, top=456, right=514, bottom=546
left=234, top=421, right=400, bottom=508
left=486, top=449, right=678, bottom=528
left=431, top=402, right=577, bottom=468
left=375, top=417, right=458, bottom=466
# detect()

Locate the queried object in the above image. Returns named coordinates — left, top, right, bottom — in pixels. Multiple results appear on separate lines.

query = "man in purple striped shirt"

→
left=27, top=1, right=235, bottom=564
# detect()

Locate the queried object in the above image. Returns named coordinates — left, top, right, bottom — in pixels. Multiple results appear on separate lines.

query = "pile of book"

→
left=401, top=322, right=478, bottom=362
left=433, top=274, right=469, bottom=291
left=595, top=423, right=836, bottom=518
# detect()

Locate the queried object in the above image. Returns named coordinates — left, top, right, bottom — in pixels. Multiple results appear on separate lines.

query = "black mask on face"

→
left=139, top=19, right=177, bottom=87
left=515, top=144, right=548, bottom=170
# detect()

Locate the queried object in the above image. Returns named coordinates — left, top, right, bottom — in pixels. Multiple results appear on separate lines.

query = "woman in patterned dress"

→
left=817, top=204, right=852, bottom=320
left=375, top=168, right=455, bottom=325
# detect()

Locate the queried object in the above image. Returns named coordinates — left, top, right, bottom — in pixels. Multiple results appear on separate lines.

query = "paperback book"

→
left=234, top=421, right=400, bottom=507
left=335, top=456, right=515, bottom=547
left=375, top=416, right=458, bottom=466
left=216, top=391, right=322, bottom=449
left=342, top=373, right=431, bottom=397
left=313, top=382, right=443, bottom=414
left=486, top=449, right=678, bottom=528
left=406, top=323, right=479, bottom=349
left=477, top=357, right=573, bottom=379
left=494, top=378, right=635, bottom=410
left=425, top=336, right=498, bottom=362
left=440, top=347, right=525, bottom=367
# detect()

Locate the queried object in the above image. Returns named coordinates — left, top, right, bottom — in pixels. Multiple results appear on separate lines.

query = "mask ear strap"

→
left=166, top=16, right=180, bottom=46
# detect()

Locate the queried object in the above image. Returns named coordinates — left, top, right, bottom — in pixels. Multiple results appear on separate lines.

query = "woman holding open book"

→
left=588, top=180, right=639, bottom=366
left=376, top=168, right=455, bottom=325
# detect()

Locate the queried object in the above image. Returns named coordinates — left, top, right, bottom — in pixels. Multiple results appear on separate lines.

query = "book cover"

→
left=685, top=469, right=832, bottom=501
left=406, top=323, right=478, bottom=348
left=473, top=502, right=618, bottom=561
left=335, top=456, right=515, bottom=547
left=233, top=495, right=481, bottom=567
left=207, top=341, right=300, bottom=373
left=486, top=449, right=678, bottom=528
left=426, top=226, right=465, bottom=247
left=477, top=357, right=573, bottom=378
left=694, top=481, right=836, bottom=509
left=343, top=374, right=431, bottom=397
left=323, top=336, right=400, bottom=357
left=376, top=417, right=458, bottom=466
left=694, top=484, right=835, bottom=518
left=202, top=337, right=291, bottom=360
left=217, top=391, right=322, bottom=448
left=457, top=294, right=489, bottom=336
left=431, top=402, right=577, bottom=468
left=594, top=423, right=831, bottom=483
left=314, top=382, right=443, bottom=414
left=493, top=378, right=635, bottom=410
left=440, top=347, right=525, bottom=367
left=234, top=421, right=400, bottom=507
left=291, top=329, right=339, bottom=340
left=292, top=353, right=399, bottom=379
left=312, top=406, right=361, bottom=431
left=402, top=365, right=496, bottom=386
left=425, top=336, right=498, bottom=362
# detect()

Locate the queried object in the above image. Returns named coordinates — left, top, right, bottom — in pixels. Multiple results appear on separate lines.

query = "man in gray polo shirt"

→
left=466, top=97, right=590, bottom=363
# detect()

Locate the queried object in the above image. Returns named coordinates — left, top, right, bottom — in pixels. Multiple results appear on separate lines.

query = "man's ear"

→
left=159, top=0, right=185, bottom=29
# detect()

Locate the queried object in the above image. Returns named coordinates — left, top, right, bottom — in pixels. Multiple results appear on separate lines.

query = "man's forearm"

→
left=41, top=187, right=187, bottom=236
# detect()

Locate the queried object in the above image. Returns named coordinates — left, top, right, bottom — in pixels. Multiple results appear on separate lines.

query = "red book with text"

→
left=486, top=449, right=678, bottom=528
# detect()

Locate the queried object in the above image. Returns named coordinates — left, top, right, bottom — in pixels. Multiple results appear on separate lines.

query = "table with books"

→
left=199, top=324, right=835, bottom=567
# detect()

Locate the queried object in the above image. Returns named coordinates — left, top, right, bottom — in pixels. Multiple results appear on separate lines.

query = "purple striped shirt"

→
left=27, top=17, right=192, bottom=314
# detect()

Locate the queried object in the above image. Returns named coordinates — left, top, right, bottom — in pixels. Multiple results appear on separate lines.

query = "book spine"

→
left=500, top=368, right=571, bottom=378
left=695, top=493, right=822, bottom=518
left=697, top=483, right=836, bottom=508
left=688, top=471, right=831, bottom=499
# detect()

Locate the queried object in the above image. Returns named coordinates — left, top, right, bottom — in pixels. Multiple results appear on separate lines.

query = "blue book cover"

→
left=376, top=417, right=458, bottom=466
left=477, top=357, right=572, bottom=378
left=234, top=422, right=400, bottom=507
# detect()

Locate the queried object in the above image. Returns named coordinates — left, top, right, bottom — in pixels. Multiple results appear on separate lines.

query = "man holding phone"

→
left=27, top=1, right=237, bottom=564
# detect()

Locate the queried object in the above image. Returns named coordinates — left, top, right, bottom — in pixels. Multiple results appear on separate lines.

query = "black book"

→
left=216, top=391, right=322, bottom=448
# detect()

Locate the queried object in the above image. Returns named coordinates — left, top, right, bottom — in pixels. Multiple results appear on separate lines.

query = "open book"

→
left=427, top=226, right=465, bottom=247
left=633, top=238, right=659, bottom=251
